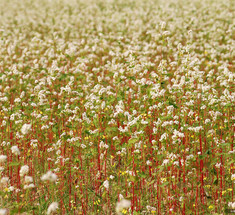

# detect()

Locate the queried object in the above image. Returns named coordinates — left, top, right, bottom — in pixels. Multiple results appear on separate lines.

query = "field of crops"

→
left=0, top=0, right=234, bottom=214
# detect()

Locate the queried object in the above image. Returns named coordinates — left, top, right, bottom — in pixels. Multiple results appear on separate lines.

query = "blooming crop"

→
left=0, top=0, right=234, bottom=214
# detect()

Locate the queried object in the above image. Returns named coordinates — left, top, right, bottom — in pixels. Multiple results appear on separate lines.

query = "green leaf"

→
left=139, top=172, right=147, bottom=178
left=9, top=162, right=20, bottom=167
left=129, top=175, right=136, bottom=182
left=128, top=138, right=138, bottom=144
left=213, top=178, right=218, bottom=185
left=52, top=127, right=57, bottom=133
left=211, top=167, right=217, bottom=175
left=85, top=130, right=90, bottom=135
left=206, top=149, right=211, bottom=155
left=159, top=182, right=169, bottom=187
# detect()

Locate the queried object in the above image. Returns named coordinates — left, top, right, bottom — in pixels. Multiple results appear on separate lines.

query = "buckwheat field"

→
left=0, top=0, right=234, bottom=214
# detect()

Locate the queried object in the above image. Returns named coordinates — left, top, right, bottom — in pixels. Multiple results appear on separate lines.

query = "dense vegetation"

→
left=0, top=0, right=234, bottom=214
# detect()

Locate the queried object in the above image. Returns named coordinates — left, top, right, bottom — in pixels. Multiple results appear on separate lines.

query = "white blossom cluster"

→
left=0, top=0, right=234, bottom=213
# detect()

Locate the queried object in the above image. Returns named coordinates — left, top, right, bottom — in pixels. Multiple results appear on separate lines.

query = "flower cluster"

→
left=0, top=0, right=234, bottom=214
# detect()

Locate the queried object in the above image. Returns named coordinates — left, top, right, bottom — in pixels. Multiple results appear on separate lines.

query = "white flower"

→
left=119, top=194, right=124, bottom=200
left=24, top=176, right=33, bottom=184
left=0, top=177, right=9, bottom=184
left=146, top=160, right=151, bottom=166
left=8, top=186, right=14, bottom=192
left=80, top=144, right=86, bottom=149
left=179, top=196, right=184, bottom=202
left=47, top=202, right=59, bottom=215
left=24, top=183, right=35, bottom=189
left=20, top=165, right=29, bottom=177
left=109, top=175, right=115, bottom=180
left=103, top=180, right=109, bottom=189
left=162, top=159, right=169, bottom=166
left=41, top=171, right=57, bottom=182
left=146, top=205, right=156, bottom=212
left=228, top=202, right=235, bottom=209
left=116, top=199, right=131, bottom=214
left=0, top=209, right=7, bottom=215
left=0, top=155, right=7, bottom=163
left=11, top=146, right=20, bottom=155
left=231, top=174, right=235, bottom=181
left=21, top=123, right=31, bottom=135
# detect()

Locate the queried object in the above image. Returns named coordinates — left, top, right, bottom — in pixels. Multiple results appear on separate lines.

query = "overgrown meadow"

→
left=0, top=0, right=234, bottom=214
